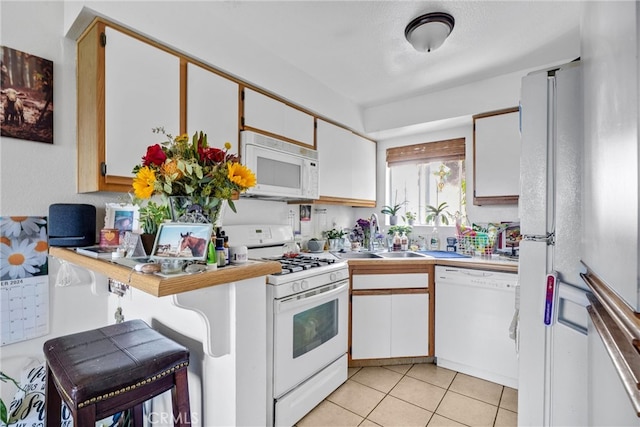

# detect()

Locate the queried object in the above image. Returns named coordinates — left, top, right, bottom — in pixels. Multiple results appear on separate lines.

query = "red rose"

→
left=199, top=147, right=225, bottom=164
left=142, top=144, right=167, bottom=166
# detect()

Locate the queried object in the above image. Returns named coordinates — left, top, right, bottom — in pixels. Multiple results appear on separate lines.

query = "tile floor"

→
left=297, top=364, right=518, bottom=427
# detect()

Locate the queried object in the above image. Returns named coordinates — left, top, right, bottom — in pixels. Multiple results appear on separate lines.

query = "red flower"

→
left=142, top=144, right=167, bottom=166
left=199, top=146, right=225, bottom=164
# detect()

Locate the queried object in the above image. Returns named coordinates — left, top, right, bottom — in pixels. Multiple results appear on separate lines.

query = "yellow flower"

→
left=224, top=142, right=232, bottom=150
left=228, top=162, right=256, bottom=189
left=133, top=166, right=157, bottom=199
left=174, top=133, right=190, bottom=143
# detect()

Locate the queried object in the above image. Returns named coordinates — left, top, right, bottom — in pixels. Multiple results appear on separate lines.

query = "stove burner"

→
left=264, top=254, right=336, bottom=275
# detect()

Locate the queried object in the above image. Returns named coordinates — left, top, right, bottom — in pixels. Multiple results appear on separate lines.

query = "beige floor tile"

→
left=436, top=391, right=498, bottom=427
left=406, top=363, right=456, bottom=389
left=297, top=400, right=363, bottom=427
left=499, top=387, right=518, bottom=412
left=367, top=395, right=433, bottom=427
left=348, top=367, right=362, bottom=378
left=494, top=408, right=517, bottom=427
left=327, top=379, right=386, bottom=418
left=389, top=375, right=446, bottom=412
left=427, top=413, right=467, bottom=427
left=383, top=364, right=412, bottom=375
left=449, top=373, right=503, bottom=406
left=359, top=419, right=383, bottom=426
left=351, top=366, right=403, bottom=394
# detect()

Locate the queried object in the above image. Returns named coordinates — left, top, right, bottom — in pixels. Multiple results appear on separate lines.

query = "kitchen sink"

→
left=377, top=251, right=426, bottom=258
left=333, top=252, right=382, bottom=259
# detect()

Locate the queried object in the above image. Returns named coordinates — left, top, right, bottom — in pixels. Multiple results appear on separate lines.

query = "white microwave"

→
left=241, top=131, right=319, bottom=200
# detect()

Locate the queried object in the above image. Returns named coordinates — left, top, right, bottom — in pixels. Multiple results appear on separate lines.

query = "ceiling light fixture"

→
left=405, top=12, right=455, bottom=53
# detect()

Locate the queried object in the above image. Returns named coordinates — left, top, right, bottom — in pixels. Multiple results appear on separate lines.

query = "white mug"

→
left=229, top=245, right=248, bottom=264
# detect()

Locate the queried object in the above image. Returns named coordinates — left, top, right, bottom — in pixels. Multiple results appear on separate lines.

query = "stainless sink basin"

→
left=333, top=252, right=382, bottom=259
left=377, top=251, right=426, bottom=258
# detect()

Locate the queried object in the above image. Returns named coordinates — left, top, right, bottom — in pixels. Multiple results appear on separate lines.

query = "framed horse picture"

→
left=151, top=223, right=213, bottom=261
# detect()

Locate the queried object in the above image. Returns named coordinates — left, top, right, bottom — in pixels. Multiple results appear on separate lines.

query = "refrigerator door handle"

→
left=522, top=232, right=555, bottom=245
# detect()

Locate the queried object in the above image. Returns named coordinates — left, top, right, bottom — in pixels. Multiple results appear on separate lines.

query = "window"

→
left=386, top=138, right=466, bottom=225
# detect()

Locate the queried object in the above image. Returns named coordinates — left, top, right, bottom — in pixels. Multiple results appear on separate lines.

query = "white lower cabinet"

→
left=351, top=271, right=430, bottom=360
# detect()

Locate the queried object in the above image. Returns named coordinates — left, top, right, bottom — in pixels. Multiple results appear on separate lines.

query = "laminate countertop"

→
left=49, top=247, right=282, bottom=297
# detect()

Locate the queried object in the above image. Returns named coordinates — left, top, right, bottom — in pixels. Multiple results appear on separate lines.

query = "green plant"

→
left=381, top=190, right=407, bottom=216
left=426, top=202, right=451, bottom=225
left=387, top=225, right=412, bottom=236
left=405, top=212, right=416, bottom=221
left=324, top=228, right=346, bottom=239
left=1, top=371, right=24, bottom=425
left=137, top=200, right=170, bottom=234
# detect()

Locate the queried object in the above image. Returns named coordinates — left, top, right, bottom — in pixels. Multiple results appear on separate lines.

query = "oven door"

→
left=273, top=280, right=348, bottom=398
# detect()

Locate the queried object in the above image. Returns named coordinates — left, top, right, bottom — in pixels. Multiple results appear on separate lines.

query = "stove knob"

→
left=292, top=282, right=301, bottom=292
left=301, top=280, right=309, bottom=290
left=330, top=272, right=339, bottom=281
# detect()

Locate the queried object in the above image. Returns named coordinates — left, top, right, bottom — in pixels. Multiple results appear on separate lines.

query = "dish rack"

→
left=456, top=230, right=500, bottom=256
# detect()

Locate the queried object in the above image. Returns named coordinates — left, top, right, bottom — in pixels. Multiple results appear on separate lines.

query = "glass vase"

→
left=168, top=196, right=226, bottom=227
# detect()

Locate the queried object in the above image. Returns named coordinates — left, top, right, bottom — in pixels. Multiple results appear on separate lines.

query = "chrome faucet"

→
left=369, top=213, right=379, bottom=252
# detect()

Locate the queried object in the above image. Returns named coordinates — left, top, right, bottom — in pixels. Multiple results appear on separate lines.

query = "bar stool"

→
left=44, top=319, right=191, bottom=426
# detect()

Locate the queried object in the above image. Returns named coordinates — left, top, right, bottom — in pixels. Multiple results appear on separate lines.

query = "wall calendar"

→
left=1, top=216, right=50, bottom=346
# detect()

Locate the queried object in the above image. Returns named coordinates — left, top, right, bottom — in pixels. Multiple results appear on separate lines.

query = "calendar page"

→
left=1, top=216, right=50, bottom=346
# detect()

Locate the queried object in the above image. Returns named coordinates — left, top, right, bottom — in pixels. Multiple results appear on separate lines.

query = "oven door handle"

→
left=276, top=281, right=348, bottom=313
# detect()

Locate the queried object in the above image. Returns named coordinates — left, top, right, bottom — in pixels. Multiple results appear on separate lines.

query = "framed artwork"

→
left=104, top=203, right=140, bottom=233
left=1, top=46, right=54, bottom=144
left=152, top=223, right=213, bottom=261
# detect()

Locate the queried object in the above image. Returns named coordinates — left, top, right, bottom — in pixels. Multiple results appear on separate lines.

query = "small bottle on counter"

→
left=223, top=234, right=230, bottom=265
left=400, top=232, right=409, bottom=251
left=216, top=238, right=226, bottom=267
left=392, top=232, right=402, bottom=251
left=207, top=239, right=218, bottom=270
left=430, top=227, right=440, bottom=250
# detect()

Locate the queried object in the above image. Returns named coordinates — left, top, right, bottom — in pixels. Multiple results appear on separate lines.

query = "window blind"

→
left=386, top=138, right=465, bottom=166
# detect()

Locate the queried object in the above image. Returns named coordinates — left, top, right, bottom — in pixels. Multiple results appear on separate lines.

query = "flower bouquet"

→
left=132, top=127, right=256, bottom=225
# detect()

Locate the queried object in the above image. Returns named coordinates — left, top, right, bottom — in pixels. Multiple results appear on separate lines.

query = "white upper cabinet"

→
left=316, top=119, right=376, bottom=204
left=104, top=26, right=180, bottom=179
left=186, top=63, right=239, bottom=154
left=472, top=107, right=520, bottom=205
left=317, top=119, right=352, bottom=199
left=243, top=88, right=314, bottom=147
left=77, top=22, right=180, bottom=192
left=351, top=133, right=376, bottom=201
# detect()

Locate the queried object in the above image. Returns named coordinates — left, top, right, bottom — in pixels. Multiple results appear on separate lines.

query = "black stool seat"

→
left=44, top=319, right=191, bottom=426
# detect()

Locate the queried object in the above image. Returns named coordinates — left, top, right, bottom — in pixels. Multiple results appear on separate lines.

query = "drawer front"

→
left=352, top=273, right=428, bottom=290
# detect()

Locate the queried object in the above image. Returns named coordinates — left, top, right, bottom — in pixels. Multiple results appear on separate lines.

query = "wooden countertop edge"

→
left=345, top=257, right=518, bottom=273
left=49, top=247, right=282, bottom=297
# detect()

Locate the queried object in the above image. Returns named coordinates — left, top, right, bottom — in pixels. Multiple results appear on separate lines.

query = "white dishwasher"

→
left=435, top=266, right=518, bottom=388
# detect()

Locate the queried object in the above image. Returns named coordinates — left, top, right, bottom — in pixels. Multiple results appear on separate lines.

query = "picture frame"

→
left=151, top=223, right=213, bottom=261
left=1, top=46, right=54, bottom=144
left=104, top=203, right=140, bottom=233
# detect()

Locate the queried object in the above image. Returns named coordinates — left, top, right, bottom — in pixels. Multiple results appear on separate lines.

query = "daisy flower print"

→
left=0, top=216, right=48, bottom=280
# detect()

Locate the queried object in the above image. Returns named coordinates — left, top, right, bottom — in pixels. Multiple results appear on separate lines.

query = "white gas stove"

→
left=223, top=224, right=349, bottom=426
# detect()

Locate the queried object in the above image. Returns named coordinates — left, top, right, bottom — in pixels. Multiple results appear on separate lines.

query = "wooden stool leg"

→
left=45, top=366, right=62, bottom=427
left=76, top=405, right=97, bottom=426
left=172, top=369, right=191, bottom=426
left=132, top=405, right=144, bottom=427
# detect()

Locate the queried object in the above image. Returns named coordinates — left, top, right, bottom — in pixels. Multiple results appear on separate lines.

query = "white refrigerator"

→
left=518, top=61, right=592, bottom=426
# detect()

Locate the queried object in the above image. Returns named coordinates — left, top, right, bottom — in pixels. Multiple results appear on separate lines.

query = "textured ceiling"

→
left=208, top=1, right=582, bottom=109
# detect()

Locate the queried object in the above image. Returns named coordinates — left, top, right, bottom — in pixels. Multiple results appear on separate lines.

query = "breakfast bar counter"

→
left=49, top=247, right=282, bottom=296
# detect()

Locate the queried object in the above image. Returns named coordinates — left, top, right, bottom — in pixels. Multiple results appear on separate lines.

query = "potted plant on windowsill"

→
left=426, top=202, right=451, bottom=251
left=405, top=211, right=417, bottom=225
left=381, top=192, right=407, bottom=225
